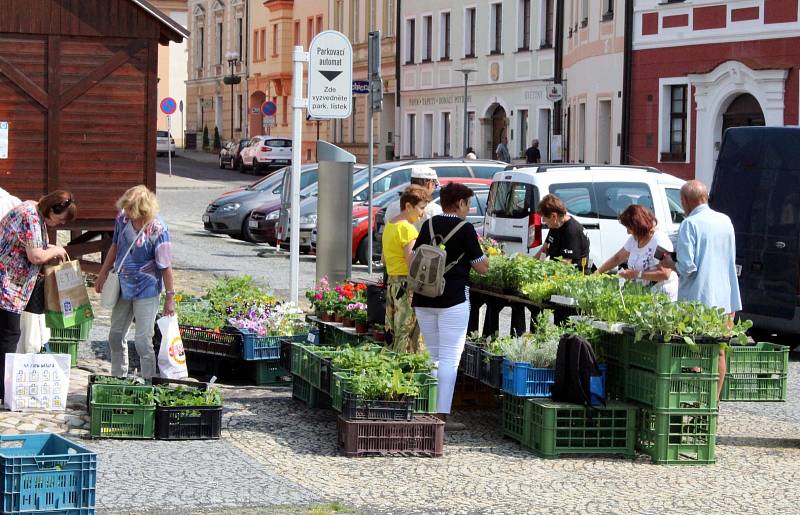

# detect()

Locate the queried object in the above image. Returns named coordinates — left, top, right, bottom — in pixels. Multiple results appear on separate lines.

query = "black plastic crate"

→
left=279, top=339, right=293, bottom=372
left=341, top=392, right=415, bottom=421
left=179, top=325, right=242, bottom=357
left=155, top=405, right=222, bottom=440
left=479, top=348, right=504, bottom=389
left=461, top=341, right=482, bottom=379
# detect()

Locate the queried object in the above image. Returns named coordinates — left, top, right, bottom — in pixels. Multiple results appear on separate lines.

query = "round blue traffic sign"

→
left=261, top=101, right=277, bottom=117
left=160, top=97, right=177, bottom=115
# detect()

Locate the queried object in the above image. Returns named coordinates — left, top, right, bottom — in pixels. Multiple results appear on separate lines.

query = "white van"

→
left=483, top=165, right=686, bottom=268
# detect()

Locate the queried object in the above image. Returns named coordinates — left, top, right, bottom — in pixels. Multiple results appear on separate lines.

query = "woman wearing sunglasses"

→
left=0, top=190, right=75, bottom=401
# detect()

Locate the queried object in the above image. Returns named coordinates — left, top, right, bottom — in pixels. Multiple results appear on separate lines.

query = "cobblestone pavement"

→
left=2, top=313, right=800, bottom=514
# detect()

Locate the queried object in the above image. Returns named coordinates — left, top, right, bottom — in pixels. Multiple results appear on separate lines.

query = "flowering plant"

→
left=346, top=302, right=368, bottom=323
left=228, top=302, right=306, bottom=337
left=306, top=276, right=331, bottom=310
left=479, top=236, right=504, bottom=256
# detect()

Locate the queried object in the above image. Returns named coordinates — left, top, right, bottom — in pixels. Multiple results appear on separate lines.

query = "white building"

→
left=400, top=0, right=557, bottom=161
left=562, top=0, right=625, bottom=165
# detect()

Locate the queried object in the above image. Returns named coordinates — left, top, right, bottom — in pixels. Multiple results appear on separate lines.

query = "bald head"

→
left=681, top=180, right=709, bottom=214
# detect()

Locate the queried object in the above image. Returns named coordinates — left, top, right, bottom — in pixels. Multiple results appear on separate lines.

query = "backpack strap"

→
left=442, top=220, right=467, bottom=244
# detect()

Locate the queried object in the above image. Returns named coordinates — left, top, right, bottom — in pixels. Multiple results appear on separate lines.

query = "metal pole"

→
left=463, top=73, right=469, bottom=154
left=167, top=115, right=173, bottom=177
left=290, top=46, right=308, bottom=305
left=367, top=99, right=374, bottom=275
left=229, top=63, right=234, bottom=141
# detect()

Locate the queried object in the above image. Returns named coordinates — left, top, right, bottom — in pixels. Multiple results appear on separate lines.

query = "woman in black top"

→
left=535, top=193, right=590, bottom=272
left=412, top=183, right=489, bottom=427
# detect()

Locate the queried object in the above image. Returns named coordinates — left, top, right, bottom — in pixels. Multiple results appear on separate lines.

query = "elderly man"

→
left=383, top=165, right=443, bottom=227
left=661, top=180, right=742, bottom=399
left=525, top=139, right=541, bottom=164
left=495, top=136, right=511, bottom=164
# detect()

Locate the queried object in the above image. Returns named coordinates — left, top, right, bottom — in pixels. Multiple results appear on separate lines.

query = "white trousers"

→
left=108, top=296, right=160, bottom=379
left=414, top=301, right=470, bottom=414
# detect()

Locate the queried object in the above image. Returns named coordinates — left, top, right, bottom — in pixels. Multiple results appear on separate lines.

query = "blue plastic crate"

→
left=501, top=359, right=555, bottom=397
left=0, top=433, right=97, bottom=514
left=241, top=330, right=308, bottom=361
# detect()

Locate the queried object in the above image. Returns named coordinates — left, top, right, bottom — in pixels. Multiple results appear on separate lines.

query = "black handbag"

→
left=366, top=284, right=386, bottom=326
left=24, top=276, right=46, bottom=314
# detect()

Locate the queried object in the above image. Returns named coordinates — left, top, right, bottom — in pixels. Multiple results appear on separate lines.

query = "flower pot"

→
left=321, top=312, right=334, bottom=322
left=334, top=313, right=343, bottom=323
left=355, top=321, right=368, bottom=334
left=343, top=317, right=355, bottom=328
left=373, top=328, right=385, bottom=342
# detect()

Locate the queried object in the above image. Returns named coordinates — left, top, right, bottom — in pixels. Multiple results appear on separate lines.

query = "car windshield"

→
left=265, top=139, right=292, bottom=147
left=247, top=170, right=285, bottom=191
left=352, top=165, right=393, bottom=195
left=157, top=131, right=169, bottom=138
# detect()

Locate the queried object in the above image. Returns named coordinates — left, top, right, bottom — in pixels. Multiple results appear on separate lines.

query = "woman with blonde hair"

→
left=96, top=186, right=174, bottom=379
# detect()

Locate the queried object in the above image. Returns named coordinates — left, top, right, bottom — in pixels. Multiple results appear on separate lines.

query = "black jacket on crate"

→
left=550, top=334, right=603, bottom=408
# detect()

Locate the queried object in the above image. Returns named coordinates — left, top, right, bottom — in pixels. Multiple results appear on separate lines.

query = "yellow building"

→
left=186, top=0, right=248, bottom=149
left=248, top=0, right=328, bottom=163
left=329, top=0, right=398, bottom=163
left=152, top=0, right=189, bottom=147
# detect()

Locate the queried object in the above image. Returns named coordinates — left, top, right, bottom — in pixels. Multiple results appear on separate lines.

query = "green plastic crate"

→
left=49, top=319, right=93, bottom=342
left=720, top=373, right=787, bottom=401
left=593, top=332, right=627, bottom=364
left=604, top=359, right=626, bottom=401
left=290, top=342, right=305, bottom=375
left=725, top=342, right=789, bottom=375
left=251, top=360, right=291, bottom=386
left=523, top=399, right=637, bottom=459
left=305, top=348, right=342, bottom=389
left=413, top=373, right=438, bottom=414
left=625, top=368, right=719, bottom=410
left=90, top=384, right=156, bottom=439
left=331, top=372, right=351, bottom=412
left=635, top=407, right=717, bottom=465
left=502, top=395, right=528, bottom=442
left=627, top=340, right=720, bottom=375
left=45, top=339, right=78, bottom=367
left=291, top=375, right=330, bottom=409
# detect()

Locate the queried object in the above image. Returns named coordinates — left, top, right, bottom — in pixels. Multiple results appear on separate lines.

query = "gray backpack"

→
left=407, top=218, right=467, bottom=298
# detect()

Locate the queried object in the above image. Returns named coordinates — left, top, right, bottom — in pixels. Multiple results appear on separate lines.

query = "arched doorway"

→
left=489, top=104, right=507, bottom=159
left=722, top=93, right=765, bottom=132
left=249, top=90, right=266, bottom=138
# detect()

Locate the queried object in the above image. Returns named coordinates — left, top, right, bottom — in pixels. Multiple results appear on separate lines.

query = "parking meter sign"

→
left=307, top=31, right=353, bottom=119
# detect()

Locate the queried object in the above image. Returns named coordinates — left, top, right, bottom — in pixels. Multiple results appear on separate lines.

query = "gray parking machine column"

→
left=316, top=141, right=356, bottom=285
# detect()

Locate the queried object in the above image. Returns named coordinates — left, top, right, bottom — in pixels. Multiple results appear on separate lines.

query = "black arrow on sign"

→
left=319, top=70, right=342, bottom=82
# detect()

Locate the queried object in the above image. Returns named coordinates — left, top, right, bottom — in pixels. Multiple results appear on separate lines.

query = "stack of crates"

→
left=46, top=319, right=93, bottom=368
left=611, top=333, right=721, bottom=465
left=721, top=342, right=789, bottom=401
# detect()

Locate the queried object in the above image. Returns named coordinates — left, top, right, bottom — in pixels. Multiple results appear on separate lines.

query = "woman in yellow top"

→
left=382, top=185, right=431, bottom=352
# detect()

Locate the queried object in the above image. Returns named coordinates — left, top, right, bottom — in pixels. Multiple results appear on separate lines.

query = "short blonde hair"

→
left=116, top=185, right=159, bottom=222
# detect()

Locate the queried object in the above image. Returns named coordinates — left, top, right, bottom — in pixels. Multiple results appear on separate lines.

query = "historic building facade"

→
left=186, top=0, right=248, bottom=147
left=400, top=0, right=556, bottom=161
left=562, top=0, right=625, bottom=165
left=152, top=1, right=189, bottom=147
left=628, top=0, right=800, bottom=184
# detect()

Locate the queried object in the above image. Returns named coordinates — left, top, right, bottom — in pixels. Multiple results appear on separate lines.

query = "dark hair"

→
left=400, top=184, right=431, bottom=210
left=618, top=204, right=656, bottom=241
left=537, top=194, right=567, bottom=217
left=38, top=190, right=77, bottom=222
left=440, top=182, right=474, bottom=212
left=465, top=147, right=474, bottom=153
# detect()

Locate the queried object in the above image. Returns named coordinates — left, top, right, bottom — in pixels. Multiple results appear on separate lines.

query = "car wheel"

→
left=253, top=159, right=261, bottom=175
left=219, top=156, right=226, bottom=169
left=238, top=159, right=246, bottom=173
left=356, top=238, right=369, bottom=265
left=241, top=217, right=256, bottom=243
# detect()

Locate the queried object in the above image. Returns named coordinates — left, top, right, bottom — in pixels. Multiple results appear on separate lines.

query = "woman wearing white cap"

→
left=383, top=165, right=443, bottom=226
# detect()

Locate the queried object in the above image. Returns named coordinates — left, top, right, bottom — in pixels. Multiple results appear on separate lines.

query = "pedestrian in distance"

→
left=595, top=204, right=678, bottom=301
left=0, top=191, right=74, bottom=401
left=412, top=183, right=489, bottom=429
left=383, top=165, right=443, bottom=228
left=535, top=194, right=590, bottom=273
left=464, top=147, right=477, bottom=160
left=660, top=180, right=742, bottom=399
left=96, top=186, right=175, bottom=380
left=495, top=136, right=511, bottom=164
left=525, top=139, right=541, bottom=164
left=381, top=185, right=431, bottom=353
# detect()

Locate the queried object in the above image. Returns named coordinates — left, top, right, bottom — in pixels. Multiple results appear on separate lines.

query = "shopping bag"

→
left=43, top=260, right=94, bottom=329
left=157, top=315, right=188, bottom=379
left=4, top=353, right=70, bottom=411
left=16, top=312, right=50, bottom=354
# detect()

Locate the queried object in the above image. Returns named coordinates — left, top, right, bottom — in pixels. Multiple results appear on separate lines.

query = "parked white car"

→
left=156, top=130, right=175, bottom=156
left=483, top=164, right=686, bottom=269
left=239, top=136, right=292, bottom=174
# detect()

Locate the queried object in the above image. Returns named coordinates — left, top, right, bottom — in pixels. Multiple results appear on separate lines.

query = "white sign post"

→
left=0, top=122, right=9, bottom=160
left=287, top=31, right=353, bottom=305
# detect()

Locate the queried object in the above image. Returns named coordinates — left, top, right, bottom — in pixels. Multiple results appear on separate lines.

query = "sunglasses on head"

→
left=52, top=199, right=73, bottom=215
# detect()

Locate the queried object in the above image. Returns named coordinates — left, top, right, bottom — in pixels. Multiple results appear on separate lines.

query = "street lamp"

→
left=455, top=67, right=475, bottom=156
left=223, top=51, right=241, bottom=141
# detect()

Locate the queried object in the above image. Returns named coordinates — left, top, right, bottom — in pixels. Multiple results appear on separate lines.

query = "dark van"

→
left=709, top=126, right=800, bottom=341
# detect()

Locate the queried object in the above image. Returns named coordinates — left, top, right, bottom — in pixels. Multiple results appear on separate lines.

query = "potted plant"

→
left=372, top=325, right=385, bottom=342
left=346, top=302, right=368, bottom=333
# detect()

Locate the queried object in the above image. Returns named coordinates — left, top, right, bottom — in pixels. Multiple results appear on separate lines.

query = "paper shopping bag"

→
left=157, top=315, right=188, bottom=379
left=4, top=353, right=70, bottom=411
left=43, top=260, right=94, bottom=329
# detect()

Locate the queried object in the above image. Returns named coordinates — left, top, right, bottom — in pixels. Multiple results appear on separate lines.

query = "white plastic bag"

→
left=157, top=315, right=188, bottom=379
left=4, top=353, right=70, bottom=411
left=16, top=313, right=51, bottom=354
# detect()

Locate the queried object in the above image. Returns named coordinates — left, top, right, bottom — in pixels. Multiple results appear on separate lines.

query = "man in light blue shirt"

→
left=662, top=180, right=742, bottom=399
